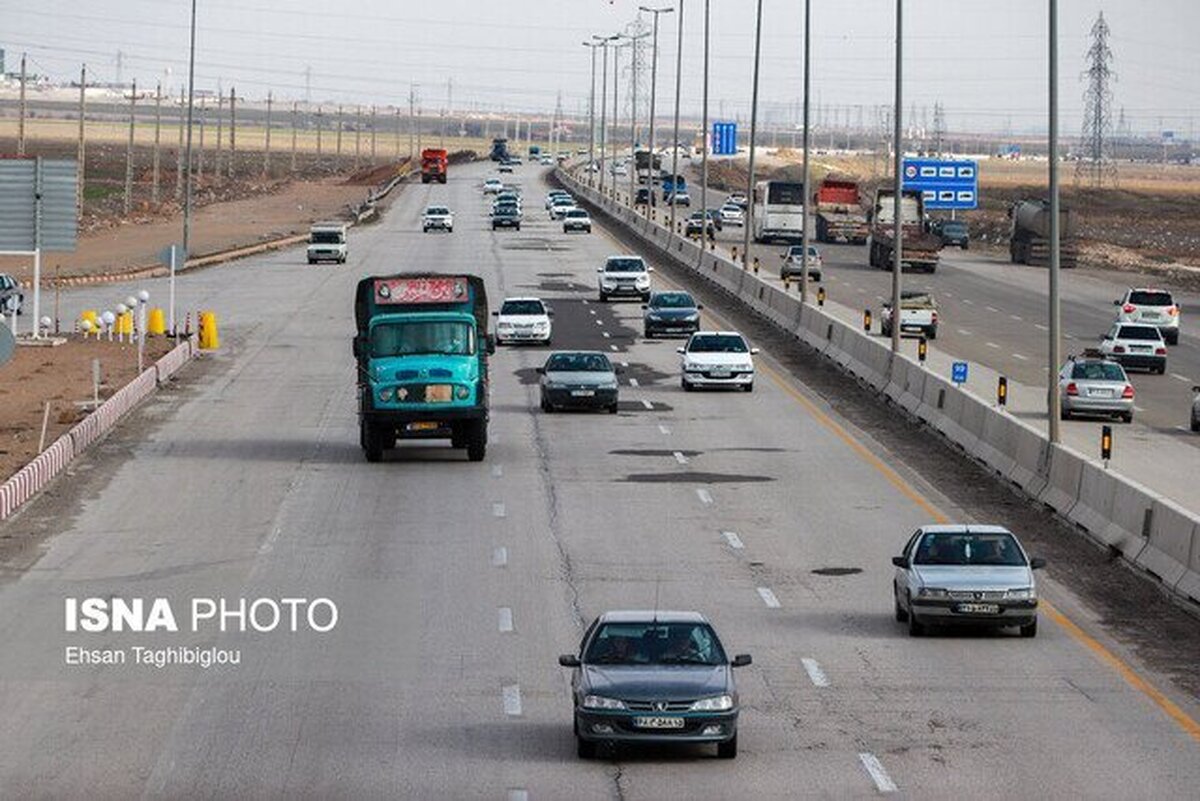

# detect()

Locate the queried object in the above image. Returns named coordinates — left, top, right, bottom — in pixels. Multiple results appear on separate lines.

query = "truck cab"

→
left=353, top=274, right=493, bottom=462
left=307, top=222, right=348, bottom=264
left=421, top=149, right=449, bottom=184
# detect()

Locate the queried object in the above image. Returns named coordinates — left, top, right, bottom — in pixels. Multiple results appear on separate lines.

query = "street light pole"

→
left=668, top=0, right=685, bottom=234
left=890, top=0, right=904, bottom=354
left=596, top=36, right=613, bottom=195
left=641, top=6, right=673, bottom=214
left=612, top=41, right=627, bottom=201
left=698, top=0, right=710, bottom=249
left=800, top=0, right=812, bottom=300
left=583, top=41, right=600, bottom=187
left=1048, top=0, right=1062, bottom=443
left=740, top=0, right=765, bottom=267
left=181, top=0, right=197, bottom=275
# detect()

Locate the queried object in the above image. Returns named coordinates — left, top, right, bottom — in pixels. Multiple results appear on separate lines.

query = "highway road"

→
left=0, top=161, right=1198, bottom=798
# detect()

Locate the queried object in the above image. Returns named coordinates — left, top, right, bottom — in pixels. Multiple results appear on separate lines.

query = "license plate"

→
left=956, top=603, right=1000, bottom=614
left=406, top=421, right=439, bottom=432
left=709, top=370, right=731, bottom=378
left=1089, top=388, right=1114, bottom=398
left=426, top=385, right=453, bottom=402
left=570, top=390, right=595, bottom=397
left=633, top=716, right=685, bottom=729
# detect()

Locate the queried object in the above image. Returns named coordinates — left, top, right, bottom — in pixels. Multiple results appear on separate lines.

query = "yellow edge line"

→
left=645, top=243, right=1200, bottom=745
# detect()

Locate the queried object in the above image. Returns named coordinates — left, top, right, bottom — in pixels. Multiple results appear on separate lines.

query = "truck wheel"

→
left=927, top=326, right=937, bottom=341
left=440, top=176, right=447, bottom=184
left=465, top=420, right=487, bottom=462
left=1166, top=330, right=1179, bottom=346
left=363, top=424, right=384, bottom=463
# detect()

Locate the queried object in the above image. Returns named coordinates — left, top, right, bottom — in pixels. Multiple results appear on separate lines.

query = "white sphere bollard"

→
left=116, top=303, right=128, bottom=315
left=81, top=319, right=94, bottom=333
left=125, top=295, right=138, bottom=308
left=137, top=290, right=150, bottom=303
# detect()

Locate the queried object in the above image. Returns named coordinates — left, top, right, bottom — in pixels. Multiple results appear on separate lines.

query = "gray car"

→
left=892, top=524, right=1045, bottom=637
left=538, top=351, right=620, bottom=413
left=643, top=291, right=702, bottom=338
left=0, top=273, right=24, bottom=315
left=1059, top=354, right=1135, bottom=423
left=1191, top=385, right=1200, bottom=432
left=558, top=610, right=752, bottom=759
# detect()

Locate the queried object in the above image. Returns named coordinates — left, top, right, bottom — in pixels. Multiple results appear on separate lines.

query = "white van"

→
left=307, top=221, right=348, bottom=264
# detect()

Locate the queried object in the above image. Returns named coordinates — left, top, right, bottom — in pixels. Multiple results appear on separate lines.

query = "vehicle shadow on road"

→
left=792, top=610, right=1026, bottom=641
left=154, top=438, right=478, bottom=463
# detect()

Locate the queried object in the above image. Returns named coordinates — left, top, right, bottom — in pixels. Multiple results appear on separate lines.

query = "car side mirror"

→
left=547, top=310, right=555, bottom=317
left=676, top=347, right=686, bottom=354
left=1113, top=299, right=1121, bottom=306
left=731, top=654, right=752, bottom=668
left=535, top=366, right=545, bottom=374
left=1193, top=386, right=1200, bottom=393
left=1029, top=557, right=1047, bottom=570
left=647, top=267, right=655, bottom=272
left=596, top=268, right=604, bottom=273
left=558, top=654, right=581, bottom=668
left=491, top=310, right=499, bottom=316
left=696, top=304, right=703, bottom=310
left=640, top=304, right=648, bottom=309
left=891, top=555, right=907, bottom=568
left=750, top=348, right=760, bottom=355
left=614, top=366, right=625, bottom=375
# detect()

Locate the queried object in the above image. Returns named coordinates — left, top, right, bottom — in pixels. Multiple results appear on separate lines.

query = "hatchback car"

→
left=892, top=525, right=1045, bottom=637
left=563, top=208, right=592, bottom=234
left=598, top=256, right=652, bottom=301
left=493, top=297, right=553, bottom=345
left=1099, top=323, right=1167, bottom=374
left=780, top=244, right=823, bottom=281
left=643, top=291, right=703, bottom=338
left=538, top=351, right=620, bottom=413
left=932, top=219, right=970, bottom=249
left=558, top=610, right=752, bottom=758
left=1114, top=288, right=1181, bottom=345
left=1059, top=354, right=1134, bottom=422
left=422, top=205, right=453, bottom=233
left=678, top=331, right=758, bottom=392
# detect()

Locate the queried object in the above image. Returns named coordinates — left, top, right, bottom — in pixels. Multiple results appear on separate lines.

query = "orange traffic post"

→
left=817, top=286, right=826, bottom=307
left=199, top=311, right=220, bottom=350
left=864, top=308, right=873, bottom=332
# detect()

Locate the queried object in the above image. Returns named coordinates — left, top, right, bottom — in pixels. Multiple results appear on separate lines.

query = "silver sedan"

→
left=1058, top=355, right=1135, bottom=423
left=892, top=525, right=1045, bottom=637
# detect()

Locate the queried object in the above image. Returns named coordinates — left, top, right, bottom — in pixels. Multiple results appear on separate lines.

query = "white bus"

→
left=752, top=181, right=805, bottom=244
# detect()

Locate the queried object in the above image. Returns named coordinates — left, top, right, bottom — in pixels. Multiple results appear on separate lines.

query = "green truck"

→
left=353, top=274, right=493, bottom=462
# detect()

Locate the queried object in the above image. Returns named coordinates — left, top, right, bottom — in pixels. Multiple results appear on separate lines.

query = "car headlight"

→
left=534, top=321, right=549, bottom=331
left=917, top=587, right=948, bottom=598
left=583, top=695, right=627, bottom=711
left=690, top=694, right=734, bottom=712
left=683, top=313, right=699, bottom=321
left=600, top=380, right=618, bottom=390
left=498, top=322, right=514, bottom=330
left=683, top=362, right=702, bottom=373
left=735, top=363, right=753, bottom=372
left=379, top=387, right=394, bottom=402
left=1005, top=587, right=1036, bottom=600
left=454, top=385, right=470, bottom=400
left=647, top=313, right=663, bottom=321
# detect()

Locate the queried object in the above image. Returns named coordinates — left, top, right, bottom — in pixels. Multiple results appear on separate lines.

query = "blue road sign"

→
left=951, top=361, right=969, bottom=385
left=902, top=158, right=978, bottom=211
left=712, top=122, right=737, bottom=156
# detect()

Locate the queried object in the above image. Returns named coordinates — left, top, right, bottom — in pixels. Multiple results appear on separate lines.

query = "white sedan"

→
left=483, top=179, right=504, bottom=194
left=422, top=205, right=454, bottom=233
left=677, top=331, right=758, bottom=392
left=493, top=297, right=553, bottom=345
left=719, top=203, right=745, bottom=227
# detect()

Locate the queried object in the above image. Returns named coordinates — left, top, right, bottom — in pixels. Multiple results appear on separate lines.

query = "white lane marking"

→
left=508, top=792, right=530, bottom=801
left=595, top=319, right=604, bottom=325
left=1134, top=405, right=1146, bottom=412
left=621, top=361, right=630, bottom=368
left=801, top=657, right=830, bottom=687
left=722, top=531, right=744, bottom=549
left=610, top=344, right=619, bottom=351
left=641, top=399, right=654, bottom=410
left=1012, top=353, right=1028, bottom=361
left=1010, top=314, right=1023, bottom=321
left=502, top=685, right=523, bottom=716
left=858, top=753, right=898, bottom=794
left=957, top=328, right=972, bottom=336
left=673, top=450, right=688, bottom=465
left=498, top=607, right=514, bottom=633
left=588, top=308, right=596, bottom=315
left=696, top=488, right=713, bottom=505
left=986, top=306, right=999, bottom=313
left=962, top=298, right=974, bottom=305
left=1176, top=426, right=1193, bottom=433
left=942, top=290, right=954, bottom=297
left=757, top=587, right=781, bottom=608
left=1171, top=373, right=1192, bottom=383
left=1065, top=334, right=1077, bottom=340
left=658, top=424, right=671, bottom=435
left=492, top=547, right=508, bottom=567
left=582, top=299, right=590, bottom=305
left=1034, top=323, right=1049, bottom=331
left=493, top=502, right=507, bottom=518
left=492, top=464, right=504, bottom=478
left=602, top=331, right=611, bottom=338
left=629, top=377, right=640, bottom=387
left=986, top=341, right=1000, bottom=349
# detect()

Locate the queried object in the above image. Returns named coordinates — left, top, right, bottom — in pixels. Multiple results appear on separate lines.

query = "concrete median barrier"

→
left=1038, top=445, right=1086, bottom=517
left=1137, top=498, right=1198, bottom=589
left=1100, top=478, right=1155, bottom=562
left=1007, top=421, right=1050, bottom=496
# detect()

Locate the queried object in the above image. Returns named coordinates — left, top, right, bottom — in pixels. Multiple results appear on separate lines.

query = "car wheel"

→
left=743, top=382, right=754, bottom=393
left=681, top=377, right=693, bottom=392
left=307, top=258, right=315, bottom=265
left=599, top=293, right=608, bottom=303
left=1157, top=365, right=1167, bottom=375
left=644, top=329, right=654, bottom=339
left=577, top=737, right=596, bottom=759
left=906, top=597, right=924, bottom=636
left=716, top=733, right=738, bottom=759
left=1020, top=618, right=1038, bottom=638
left=363, top=424, right=384, bottom=463
left=1122, top=412, right=1134, bottom=424
left=541, top=398, right=553, bottom=413
left=894, top=588, right=908, bottom=622
left=1190, top=417, right=1199, bottom=432
left=608, top=403, right=619, bottom=414
left=1060, top=407, right=1071, bottom=421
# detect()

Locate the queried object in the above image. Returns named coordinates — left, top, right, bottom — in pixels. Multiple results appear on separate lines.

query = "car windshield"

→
left=583, top=622, right=727, bottom=666
left=606, top=259, right=645, bottom=272
left=1071, top=362, right=1126, bottom=381
left=913, top=532, right=1027, bottom=567
left=1117, top=326, right=1162, bottom=341
left=545, top=353, right=612, bottom=372
left=370, top=321, right=475, bottom=357
left=651, top=293, right=695, bottom=309
left=1129, top=291, right=1172, bottom=306
left=500, top=300, right=545, bottom=316
left=689, top=334, right=748, bottom=353
left=566, top=210, right=587, bottom=218
left=310, top=231, right=343, bottom=244
left=941, top=221, right=968, bottom=233
left=426, top=207, right=449, bottom=215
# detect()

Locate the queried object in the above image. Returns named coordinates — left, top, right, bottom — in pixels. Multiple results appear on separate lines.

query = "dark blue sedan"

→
left=642, top=291, right=703, bottom=339
left=558, top=610, right=751, bottom=759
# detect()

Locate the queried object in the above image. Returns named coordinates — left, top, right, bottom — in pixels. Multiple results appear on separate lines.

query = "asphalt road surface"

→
left=0, top=161, right=1197, bottom=799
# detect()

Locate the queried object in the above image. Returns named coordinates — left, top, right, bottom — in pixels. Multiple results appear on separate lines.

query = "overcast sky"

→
left=6, top=1, right=1199, bottom=136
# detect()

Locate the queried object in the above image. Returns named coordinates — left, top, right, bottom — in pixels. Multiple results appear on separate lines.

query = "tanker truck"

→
left=1009, top=199, right=1079, bottom=268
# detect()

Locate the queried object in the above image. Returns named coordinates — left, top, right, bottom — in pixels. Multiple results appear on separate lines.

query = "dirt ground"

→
left=0, top=337, right=174, bottom=482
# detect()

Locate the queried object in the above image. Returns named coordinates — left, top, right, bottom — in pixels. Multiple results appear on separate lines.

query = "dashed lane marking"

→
left=658, top=424, right=671, bottom=435
left=1013, top=353, right=1028, bottom=361
left=986, top=342, right=1000, bottom=349
left=722, top=531, right=744, bottom=549
left=502, top=685, right=523, bottom=717
left=493, top=502, right=506, bottom=518
left=629, top=377, right=639, bottom=387
left=641, top=399, right=654, bottom=410
left=801, top=657, right=830, bottom=687
left=492, top=547, right=508, bottom=567
left=696, top=488, right=713, bottom=505
left=498, top=607, right=514, bottom=633
left=858, top=753, right=898, bottom=794
left=757, top=587, right=781, bottom=608
left=492, top=464, right=503, bottom=478
left=673, top=450, right=688, bottom=465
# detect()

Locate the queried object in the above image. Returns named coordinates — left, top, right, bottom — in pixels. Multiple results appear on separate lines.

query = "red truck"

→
left=421, top=148, right=449, bottom=184
left=813, top=176, right=869, bottom=244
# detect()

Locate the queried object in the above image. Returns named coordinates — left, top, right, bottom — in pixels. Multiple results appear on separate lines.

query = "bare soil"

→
left=0, top=337, right=174, bottom=482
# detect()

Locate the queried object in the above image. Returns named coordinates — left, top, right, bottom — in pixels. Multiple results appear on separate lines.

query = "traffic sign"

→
left=902, top=158, right=978, bottom=211
left=712, top=122, right=737, bottom=156
left=0, top=159, right=78, bottom=251
left=951, top=361, right=969, bottom=384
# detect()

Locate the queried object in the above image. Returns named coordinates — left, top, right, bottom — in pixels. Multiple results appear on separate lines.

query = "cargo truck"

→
left=353, top=274, right=494, bottom=463
left=867, top=189, right=941, bottom=273
left=1009, top=199, right=1078, bottom=268
left=490, top=138, right=510, bottom=162
left=812, top=177, right=869, bottom=244
left=421, top=148, right=449, bottom=184
left=634, top=150, right=662, bottom=185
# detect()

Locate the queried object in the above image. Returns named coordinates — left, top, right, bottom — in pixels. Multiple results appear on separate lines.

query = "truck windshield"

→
left=311, top=231, right=343, bottom=244
left=371, top=321, right=475, bottom=357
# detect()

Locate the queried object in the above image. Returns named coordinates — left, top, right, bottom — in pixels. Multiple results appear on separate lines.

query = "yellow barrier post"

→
left=147, top=308, right=166, bottom=336
left=117, top=311, right=134, bottom=338
left=199, top=311, right=220, bottom=350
